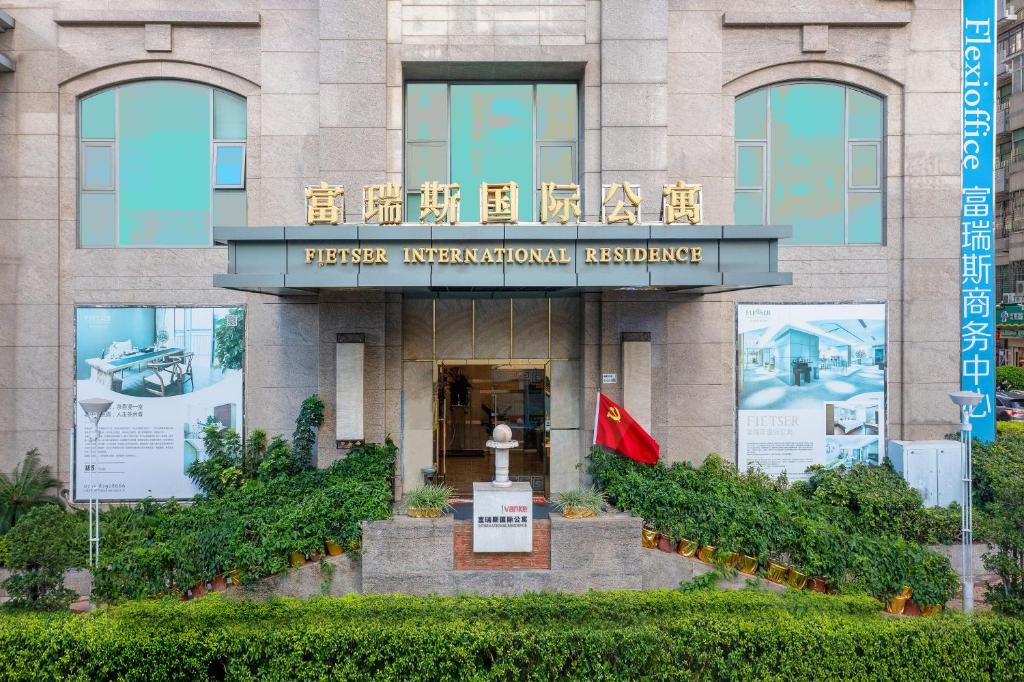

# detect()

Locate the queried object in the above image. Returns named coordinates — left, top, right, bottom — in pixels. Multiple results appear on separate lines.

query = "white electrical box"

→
left=885, top=440, right=964, bottom=508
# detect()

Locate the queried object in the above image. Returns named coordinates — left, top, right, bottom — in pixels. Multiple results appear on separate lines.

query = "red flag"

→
left=593, top=392, right=659, bottom=465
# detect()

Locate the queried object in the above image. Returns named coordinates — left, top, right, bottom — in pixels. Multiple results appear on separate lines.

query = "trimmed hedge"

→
left=0, top=592, right=1022, bottom=681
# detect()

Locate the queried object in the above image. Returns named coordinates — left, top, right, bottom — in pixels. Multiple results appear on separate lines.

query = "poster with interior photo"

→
left=73, top=306, right=245, bottom=501
left=736, top=303, right=886, bottom=481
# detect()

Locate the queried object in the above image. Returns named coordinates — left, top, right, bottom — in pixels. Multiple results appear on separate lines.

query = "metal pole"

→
left=961, top=404, right=974, bottom=614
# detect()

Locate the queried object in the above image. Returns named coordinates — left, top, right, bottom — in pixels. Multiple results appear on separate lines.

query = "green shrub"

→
left=997, top=364, right=1024, bottom=390
left=982, top=464, right=1024, bottom=617
left=91, top=440, right=396, bottom=603
left=0, top=592, right=1022, bottom=680
left=588, top=449, right=959, bottom=605
left=997, top=421, right=1024, bottom=436
left=0, top=533, right=8, bottom=568
left=2, top=505, right=87, bottom=610
left=799, top=462, right=961, bottom=544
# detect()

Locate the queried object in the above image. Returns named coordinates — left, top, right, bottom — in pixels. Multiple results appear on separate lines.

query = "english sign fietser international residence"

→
left=303, top=245, right=704, bottom=267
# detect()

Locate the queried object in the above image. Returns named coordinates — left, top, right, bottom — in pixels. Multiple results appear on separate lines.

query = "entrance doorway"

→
left=435, top=362, right=549, bottom=497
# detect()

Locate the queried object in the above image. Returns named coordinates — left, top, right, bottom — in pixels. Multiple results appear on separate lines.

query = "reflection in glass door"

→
left=436, top=362, right=549, bottom=497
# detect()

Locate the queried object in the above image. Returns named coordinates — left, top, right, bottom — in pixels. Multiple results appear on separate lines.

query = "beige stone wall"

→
left=0, top=0, right=961, bottom=490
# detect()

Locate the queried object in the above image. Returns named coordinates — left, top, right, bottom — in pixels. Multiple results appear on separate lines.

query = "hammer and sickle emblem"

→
left=606, top=406, right=621, bottom=422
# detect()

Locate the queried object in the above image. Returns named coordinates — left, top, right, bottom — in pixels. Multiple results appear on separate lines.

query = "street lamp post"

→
left=948, top=390, right=983, bottom=614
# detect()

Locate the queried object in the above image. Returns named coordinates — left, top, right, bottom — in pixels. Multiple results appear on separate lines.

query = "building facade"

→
left=0, top=1, right=962, bottom=498
left=997, top=0, right=1024, bottom=364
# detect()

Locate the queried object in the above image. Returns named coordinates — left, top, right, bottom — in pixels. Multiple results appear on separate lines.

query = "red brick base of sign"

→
left=453, top=520, right=551, bottom=570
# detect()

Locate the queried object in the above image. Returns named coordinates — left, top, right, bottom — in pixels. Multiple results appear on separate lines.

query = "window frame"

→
left=403, top=80, right=583, bottom=224
left=213, top=142, right=247, bottom=190
left=77, top=80, right=247, bottom=249
left=734, top=80, right=886, bottom=246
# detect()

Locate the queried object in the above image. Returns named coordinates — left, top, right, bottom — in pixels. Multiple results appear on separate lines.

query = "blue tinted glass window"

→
left=734, top=82, right=883, bottom=245
left=215, top=145, right=245, bottom=187
left=78, top=81, right=247, bottom=247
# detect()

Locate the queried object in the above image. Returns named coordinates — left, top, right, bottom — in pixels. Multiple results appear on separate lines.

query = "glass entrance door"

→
left=436, top=362, right=549, bottom=497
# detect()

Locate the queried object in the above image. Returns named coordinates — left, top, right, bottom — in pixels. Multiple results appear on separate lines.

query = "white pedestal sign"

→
left=472, top=481, right=533, bottom=553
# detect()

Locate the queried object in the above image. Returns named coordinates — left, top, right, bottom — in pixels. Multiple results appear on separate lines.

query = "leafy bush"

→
left=997, top=421, right=1024, bottom=436
left=979, top=438, right=1024, bottom=617
left=91, top=440, right=396, bottom=603
left=798, top=463, right=961, bottom=544
left=2, top=505, right=87, bottom=610
left=213, top=307, right=245, bottom=370
left=588, top=449, right=959, bottom=605
left=0, top=592, right=1022, bottom=680
left=0, top=449, right=62, bottom=534
left=405, top=484, right=454, bottom=513
left=187, top=426, right=242, bottom=496
left=997, top=364, right=1024, bottom=390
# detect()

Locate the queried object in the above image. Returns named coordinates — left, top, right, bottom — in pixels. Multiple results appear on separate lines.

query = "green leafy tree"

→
left=983, top=473, right=1024, bottom=616
left=292, top=395, right=325, bottom=469
left=213, top=307, right=245, bottom=370
left=187, top=427, right=242, bottom=496
left=0, top=449, right=63, bottom=534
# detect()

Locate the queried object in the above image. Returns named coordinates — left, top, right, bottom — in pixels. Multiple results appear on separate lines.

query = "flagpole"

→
left=593, top=390, right=601, bottom=446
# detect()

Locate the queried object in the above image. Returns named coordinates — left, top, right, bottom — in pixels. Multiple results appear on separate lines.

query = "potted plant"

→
left=697, top=544, right=717, bottom=564
left=449, top=371, right=471, bottom=407
left=885, top=585, right=911, bottom=615
left=641, top=524, right=659, bottom=549
left=552, top=487, right=607, bottom=519
left=657, top=529, right=676, bottom=554
left=156, top=330, right=169, bottom=349
left=766, top=551, right=789, bottom=584
left=210, top=574, right=228, bottom=592
left=287, top=551, right=306, bottom=568
left=808, top=576, right=828, bottom=593
left=676, top=537, right=699, bottom=558
left=324, top=541, right=343, bottom=556
left=715, top=547, right=740, bottom=569
left=786, top=567, right=809, bottom=590
left=406, top=483, right=454, bottom=518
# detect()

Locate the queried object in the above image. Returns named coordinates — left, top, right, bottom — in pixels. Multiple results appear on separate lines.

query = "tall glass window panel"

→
left=405, top=82, right=579, bottom=223
left=734, top=82, right=884, bottom=245
left=78, top=81, right=247, bottom=247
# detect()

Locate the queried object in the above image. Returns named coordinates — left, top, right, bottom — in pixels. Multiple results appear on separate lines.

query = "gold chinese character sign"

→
left=419, top=182, right=461, bottom=224
left=663, top=181, right=702, bottom=225
left=540, top=182, right=581, bottom=225
left=602, top=182, right=642, bottom=224
left=305, top=182, right=345, bottom=225
left=480, top=182, right=519, bottom=224
left=364, top=183, right=404, bottom=225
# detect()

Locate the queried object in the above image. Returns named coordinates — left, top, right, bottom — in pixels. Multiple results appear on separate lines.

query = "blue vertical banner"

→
left=961, top=1, right=997, bottom=441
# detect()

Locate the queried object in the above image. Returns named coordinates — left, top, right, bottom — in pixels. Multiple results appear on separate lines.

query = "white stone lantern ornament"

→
left=485, top=423, right=518, bottom=487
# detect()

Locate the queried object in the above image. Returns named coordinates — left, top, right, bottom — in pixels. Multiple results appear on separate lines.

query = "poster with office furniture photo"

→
left=73, top=306, right=245, bottom=501
left=736, top=303, right=886, bottom=480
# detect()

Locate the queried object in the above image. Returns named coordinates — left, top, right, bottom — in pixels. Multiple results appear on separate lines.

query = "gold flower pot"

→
left=886, top=595, right=908, bottom=615
left=738, top=555, right=759, bottom=575
left=718, top=551, right=740, bottom=569
left=227, top=569, right=242, bottom=586
left=676, top=539, right=699, bottom=558
left=697, top=545, right=717, bottom=563
left=562, top=506, right=596, bottom=519
left=408, top=506, right=442, bottom=518
left=287, top=551, right=306, bottom=568
left=786, top=568, right=808, bottom=590
left=641, top=527, right=660, bottom=549
left=324, top=541, right=343, bottom=556
left=901, top=585, right=912, bottom=599
left=921, top=604, right=942, bottom=617
left=767, top=562, right=788, bottom=584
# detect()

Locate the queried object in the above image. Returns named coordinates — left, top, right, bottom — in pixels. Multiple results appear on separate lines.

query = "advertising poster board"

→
left=737, top=303, right=886, bottom=481
left=73, top=306, right=245, bottom=501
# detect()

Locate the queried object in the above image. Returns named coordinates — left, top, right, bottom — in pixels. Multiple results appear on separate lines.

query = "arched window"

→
left=79, top=80, right=246, bottom=248
left=734, top=82, right=883, bottom=245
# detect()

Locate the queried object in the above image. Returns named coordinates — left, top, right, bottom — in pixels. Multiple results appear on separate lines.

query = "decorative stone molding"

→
left=144, top=24, right=172, bottom=53
left=54, top=11, right=260, bottom=27
left=722, top=12, right=912, bottom=28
